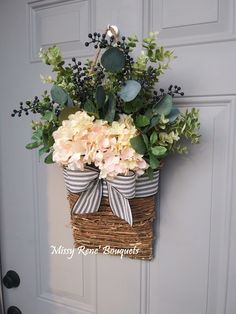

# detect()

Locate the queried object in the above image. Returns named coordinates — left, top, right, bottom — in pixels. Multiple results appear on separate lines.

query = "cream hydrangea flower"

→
left=52, top=110, right=147, bottom=178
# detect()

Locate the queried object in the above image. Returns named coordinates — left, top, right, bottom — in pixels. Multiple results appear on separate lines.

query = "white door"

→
left=1, top=0, right=236, bottom=313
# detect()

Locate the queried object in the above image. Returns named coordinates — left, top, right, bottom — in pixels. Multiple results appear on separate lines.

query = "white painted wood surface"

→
left=0, top=0, right=235, bottom=313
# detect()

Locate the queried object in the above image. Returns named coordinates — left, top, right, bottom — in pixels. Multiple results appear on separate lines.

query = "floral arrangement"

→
left=53, top=111, right=147, bottom=178
left=12, top=27, right=200, bottom=179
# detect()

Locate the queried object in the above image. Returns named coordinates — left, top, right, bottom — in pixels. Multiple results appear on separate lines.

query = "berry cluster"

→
left=139, top=66, right=159, bottom=91
left=71, top=57, right=105, bottom=104
left=11, top=96, right=59, bottom=118
left=11, top=97, right=42, bottom=117
left=167, top=85, right=184, bottom=97
left=85, top=32, right=108, bottom=49
left=152, top=85, right=184, bottom=104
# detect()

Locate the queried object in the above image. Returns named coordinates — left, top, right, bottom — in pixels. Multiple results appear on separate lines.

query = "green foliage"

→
left=130, top=135, right=147, bottom=155
left=13, top=31, right=200, bottom=169
left=123, top=98, right=143, bottom=114
left=95, top=85, right=106, bottom=108
left=151, top=146, right=167, bottom=156
left=142, top=32, right=174, bottom=64
left=118, top=80, right=141, bottom=102
left=101, top=47, right=125, bottom=72
left=50, top=85, right=68, bottom=106
left=135, top=115, right=150, bottom=127
left=126, top=35, right=138, bottom=51
left=44, top=152, right=54, bottom=164
left=39, top=46, right=63, bottom=67
left=149, top=153, right=160, bottom=169
left=84, top=99, right=99, bottom=118
left=104, top=93, right=116, bottom=122
left=167, top=108, right=180, bottom=122
left=153, top=95, right=173, bottom=116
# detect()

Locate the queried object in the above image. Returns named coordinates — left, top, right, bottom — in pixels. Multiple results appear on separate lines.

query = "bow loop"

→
left=64, top=167, right=102, bottom=214
left=63, top=167, right=135, bottom=225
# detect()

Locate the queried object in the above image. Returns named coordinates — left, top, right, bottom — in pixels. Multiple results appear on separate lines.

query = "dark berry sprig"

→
left=85, top=32, right=109, bottom=49
left=167, top=85, right=184, bottom=97
left=71, top=57, right=106, bottom=104
left=151, top=85, right=184, bottom=104
left=11, top=96, right=55, bottom=118
left=139, top=66, right=159, bottom=90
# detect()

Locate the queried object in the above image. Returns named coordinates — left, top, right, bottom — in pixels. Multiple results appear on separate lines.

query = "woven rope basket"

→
left=67, top=190, right=157, bottom=260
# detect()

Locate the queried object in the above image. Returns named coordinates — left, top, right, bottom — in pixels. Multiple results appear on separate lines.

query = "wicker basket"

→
left=64, top=168, right=160, bottom=260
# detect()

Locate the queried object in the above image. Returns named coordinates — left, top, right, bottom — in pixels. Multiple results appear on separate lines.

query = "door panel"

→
left=0, top=0, right=235, bottom=313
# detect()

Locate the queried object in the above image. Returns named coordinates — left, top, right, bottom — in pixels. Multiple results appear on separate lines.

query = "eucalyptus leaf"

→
left=151, top=146, right=167, bottom=156
left=135, top=115, right=150, bottom=127
left=130, top=135, right=147, bottom=155
left=167, top=107, right=180, bottom=122
left=144, top=115, right=160, bottom=132
left=96, top=85, right=106, bottom=108
left=118, top=80, right=141, bottom=102
left=101, top=47, right=125, bottom=73
left=104, top=93, right=116, bottom=123
left=153, top=94, right=173, bottom=116
left=50, top=85, right=68, bottom=105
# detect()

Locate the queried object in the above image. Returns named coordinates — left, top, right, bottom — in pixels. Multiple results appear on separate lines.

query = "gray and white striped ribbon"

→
left=63, top=167, right=135, bottom=225
left=135, top=170, right=160, bottom=198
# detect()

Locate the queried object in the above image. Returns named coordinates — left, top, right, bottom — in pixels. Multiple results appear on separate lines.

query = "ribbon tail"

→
left=72, top=179, right=102, bottom=214
left=107, top=185, right=133, bottom=226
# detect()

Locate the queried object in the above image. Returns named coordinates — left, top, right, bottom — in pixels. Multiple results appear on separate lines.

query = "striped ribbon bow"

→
left=63, top=167, right=136, bottom=225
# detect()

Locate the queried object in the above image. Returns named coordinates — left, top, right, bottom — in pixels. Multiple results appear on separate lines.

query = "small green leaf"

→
left=50, top=85, right=68, bottom=105
left=42, top=111, right=55, bottom=122
left=39, top=146, right=50, bottom=157
left=32, top=129, right=43, bottom=143
left=142, top=134, right=149, bottom=148
left=58, top=107, right=79, bottom=124
left=118, top=80, right=141, bottom=102
left=101, top=47, right=125, bottom=73
left=123, top=98, right=143, bottom=114
left=96, top=85, right=106, bottom=108
left=153, top=94, right=173, bottom=116
left=146, top=167, right=154, bottom=180
left=84, top=99, right=98, bottom=118
left=44, top=152, right=54, bottom=164
left=104, top=93, right=116, bottom=123
left=130, top=135, right=147, bottom=155
left=149, top=153, right=160, bottom=169
left=25, top=142, right=41, bottom=149
left=150, top=131, right=158, bottom=145
left=135, top=115, right=150, bottom=127
left=149, top=115, right=160, bottom=129
left=151, top=146, right=167, bottom=156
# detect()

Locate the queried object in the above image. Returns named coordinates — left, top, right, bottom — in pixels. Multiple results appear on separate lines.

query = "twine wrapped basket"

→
left=63, top=167, right=160, bottom=260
